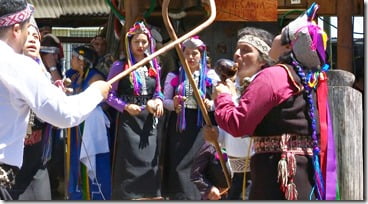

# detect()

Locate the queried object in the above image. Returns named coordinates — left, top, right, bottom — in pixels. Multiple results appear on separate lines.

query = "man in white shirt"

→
left=0, top=0, right=111, bottom=199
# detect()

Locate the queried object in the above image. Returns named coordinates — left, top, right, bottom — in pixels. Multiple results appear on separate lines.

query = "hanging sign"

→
left=214, top=0, right=277, bottom=21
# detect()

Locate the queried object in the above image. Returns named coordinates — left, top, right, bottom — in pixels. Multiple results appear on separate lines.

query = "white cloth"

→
left=80, top=106, right=110, bottom=180
left=206, top=69, right=220, bottom=85
left=0, top=41, right=103, bottom=168
left=217, top=74, right=255, bottom=159
left=18, top=169, right=51, bottom=200
left=218, top=128, right=253, bottom=158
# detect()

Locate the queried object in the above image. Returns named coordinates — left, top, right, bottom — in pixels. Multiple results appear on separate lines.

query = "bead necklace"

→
left=136, top=65, right=148, bottom=95
left=184, top=71, right=200, bottom=108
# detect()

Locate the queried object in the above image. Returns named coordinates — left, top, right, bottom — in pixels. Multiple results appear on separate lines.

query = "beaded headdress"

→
left=282, top=2, right=328, bottom=70
left=182, top=36, right=206, bottom=51
left=176, top=36, right=210, bottom=131
left=125, top=20, right=161, bottom=97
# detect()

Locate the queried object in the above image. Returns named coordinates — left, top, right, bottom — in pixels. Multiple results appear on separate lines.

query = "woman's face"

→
left=23, top=25, right=40, bottom=59
left=183, top=47, right=201, bottom=71
left=269, top=34, right=291, bottom=61
left=233, top=42, right=264, bottom=80
left=130, top=33, right=149, bottom=60
left=91, top=36, right=106, bottom=57
left=71, top=54, right=85, bottom=73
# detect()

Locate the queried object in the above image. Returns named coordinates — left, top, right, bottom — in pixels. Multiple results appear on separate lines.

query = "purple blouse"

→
left=214, top=65, right=299, bottom=137
left=105, top=60, right=163, bottom=112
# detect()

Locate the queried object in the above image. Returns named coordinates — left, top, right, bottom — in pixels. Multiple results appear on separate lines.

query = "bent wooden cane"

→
left=106, top=0, right=217, bottom=85
left=162, top=0, right=231, bottom=194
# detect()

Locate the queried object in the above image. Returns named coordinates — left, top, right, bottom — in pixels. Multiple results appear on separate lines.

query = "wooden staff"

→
left=106, top=0, right=217, bottom=85
left=162, top=0, right=231, bottom=194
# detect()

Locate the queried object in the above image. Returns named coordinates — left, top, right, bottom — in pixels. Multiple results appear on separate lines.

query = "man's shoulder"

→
left=0, top=49, right=38, bottom=70
left=258, top=64, right=290, bottom=78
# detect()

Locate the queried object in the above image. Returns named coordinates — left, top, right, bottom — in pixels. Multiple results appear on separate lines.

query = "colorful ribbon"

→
left=316, top=71, right=338, bottom=200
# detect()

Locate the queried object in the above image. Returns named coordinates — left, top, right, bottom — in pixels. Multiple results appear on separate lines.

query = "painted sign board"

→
left=214, top=0, right=278, bottom=21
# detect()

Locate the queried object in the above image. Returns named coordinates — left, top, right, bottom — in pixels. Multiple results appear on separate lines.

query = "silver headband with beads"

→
left=237, top=35, right=270, bottom=55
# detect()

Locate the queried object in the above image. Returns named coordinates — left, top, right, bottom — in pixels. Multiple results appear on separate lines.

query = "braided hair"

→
left=279, top=5, right=328, bottom=198
left=290, top=53, right=325, bottom=198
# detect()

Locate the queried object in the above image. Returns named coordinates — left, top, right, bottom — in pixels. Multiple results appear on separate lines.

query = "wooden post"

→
left=336, top=0, right=353, bottom=72
left=123, top=0, right=140, bottom=32
left=327, top=70, right=363, bottom=200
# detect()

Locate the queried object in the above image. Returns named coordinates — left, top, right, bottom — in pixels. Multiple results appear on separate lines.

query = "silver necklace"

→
left=136, top=65, right=148, bottom=95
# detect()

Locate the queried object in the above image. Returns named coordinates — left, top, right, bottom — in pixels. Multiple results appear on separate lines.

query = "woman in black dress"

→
left=106, top=20, right=164, bottom=200
left=162, top=36, right=217, bottom=200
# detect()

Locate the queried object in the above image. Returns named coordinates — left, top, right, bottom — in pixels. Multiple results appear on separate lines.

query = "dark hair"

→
left=93, top=34, right=105, bottom=40
left=237, top=27, right=276, bottom=69
left=41, top=34, right=60, bottom=47
left=0, top=0, right=27, bottom=17
left=259, top=53, right=275, bottom=69
left=278, top=30, right=319, bottom=163
left=73, top=44, right=98, bottom=68
left=237, top=27, right=274, bottom=48
left=0, top=0, right=29, bottom=36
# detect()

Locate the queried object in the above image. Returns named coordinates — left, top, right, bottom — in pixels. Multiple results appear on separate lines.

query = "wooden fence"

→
left=327, top=69, right=363, bottom=200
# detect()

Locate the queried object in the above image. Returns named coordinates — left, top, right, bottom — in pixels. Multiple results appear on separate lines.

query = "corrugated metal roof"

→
left=29, top=0, right=110, bottom=18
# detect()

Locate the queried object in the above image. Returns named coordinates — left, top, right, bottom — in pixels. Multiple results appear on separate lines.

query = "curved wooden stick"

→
left=106, top=0, right=217, bottom=85
left=162, top=0, right=232, bottom=193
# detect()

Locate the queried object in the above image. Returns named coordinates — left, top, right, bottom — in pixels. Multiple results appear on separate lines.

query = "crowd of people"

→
left=0, top=0, right=339, bottom=201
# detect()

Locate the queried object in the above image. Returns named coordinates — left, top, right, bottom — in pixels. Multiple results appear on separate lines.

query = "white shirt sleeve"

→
left=2, top=55, right=103, bottom=128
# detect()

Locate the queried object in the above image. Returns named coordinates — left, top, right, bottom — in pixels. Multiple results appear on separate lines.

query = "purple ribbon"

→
left=325, top=102, right=338, bottom=200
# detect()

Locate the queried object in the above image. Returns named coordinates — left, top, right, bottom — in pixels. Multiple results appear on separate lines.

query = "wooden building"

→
left=30, top=0, right=364, bottom=200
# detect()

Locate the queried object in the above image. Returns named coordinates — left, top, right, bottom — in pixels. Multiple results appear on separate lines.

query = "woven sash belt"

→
left=252, top=133, right=314, bottom=200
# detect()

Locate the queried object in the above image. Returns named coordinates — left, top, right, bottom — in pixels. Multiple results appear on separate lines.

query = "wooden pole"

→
left=327, top=70, right=363, bottom=200
left=161, top=0, right=232, bottom=194
left=107, top=0, right=217, bottom=85
left=123, top=0, right=140, bottom=32
left=336, top=0, right=353, bottom=72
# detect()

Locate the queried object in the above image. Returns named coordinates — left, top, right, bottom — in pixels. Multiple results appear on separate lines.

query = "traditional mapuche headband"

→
left=40, top=46, right=60, bottom=54
left=0, top=3, right=34, bottom=27
left=237, top=35, right=271, bottom=56
left=182, top=36, right=206, bottom=51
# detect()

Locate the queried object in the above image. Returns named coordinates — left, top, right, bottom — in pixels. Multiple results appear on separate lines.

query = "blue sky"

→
left=319, top=16, right=364, bottom=39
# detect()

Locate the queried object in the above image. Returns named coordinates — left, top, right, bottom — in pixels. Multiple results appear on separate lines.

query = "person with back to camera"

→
left=205, top=3, right=338, bottom=200
left=0, top=0, right=111, bottom=200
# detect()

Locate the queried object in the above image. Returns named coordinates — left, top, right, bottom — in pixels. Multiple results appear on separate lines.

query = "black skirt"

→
left=162, top=109, right=205, bottom=200
left=111, top=109, right=161, bottom=199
